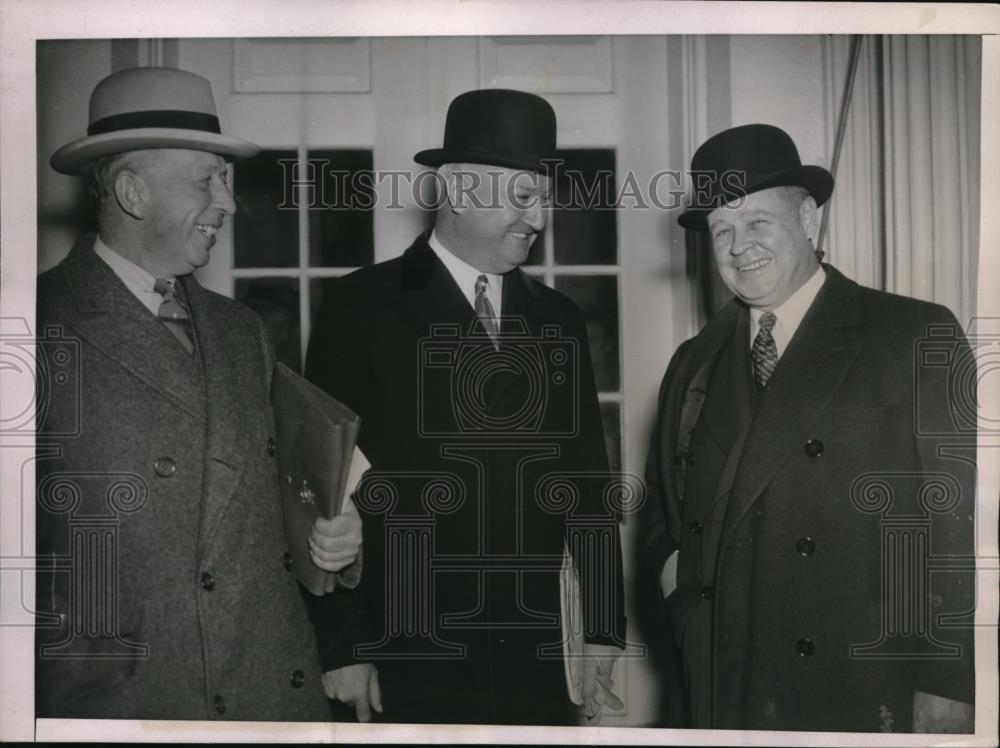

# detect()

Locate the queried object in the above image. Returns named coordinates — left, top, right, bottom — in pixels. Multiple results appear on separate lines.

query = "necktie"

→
left=474, top=274, right=499, bottom=348
left=154, top=278, right=195, bottom=355
left=751, top=311, right=778, bottom=390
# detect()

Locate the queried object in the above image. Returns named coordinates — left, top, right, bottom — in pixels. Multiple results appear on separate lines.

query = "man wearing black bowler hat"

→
left=640, top=124, right=975, bottom=732
left=305, top=89, right=627, bottom=725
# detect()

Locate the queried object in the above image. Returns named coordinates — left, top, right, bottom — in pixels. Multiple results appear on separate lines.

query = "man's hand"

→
left=309, top=496, right=362, bottom=572
left=913, top=690, right=974, bottom=733
left=582, top=643, right=624, bottom=725
left=660, top=550, right=679, bottom=599
left=322, top=663, right=382, bottom=722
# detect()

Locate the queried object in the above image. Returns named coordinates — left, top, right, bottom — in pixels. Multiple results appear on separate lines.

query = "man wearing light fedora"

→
left=639, top=124, right=975, bottom=732
left=35, top=66, right=361, bottom=720
left=305, top=89, right=627, bottom=725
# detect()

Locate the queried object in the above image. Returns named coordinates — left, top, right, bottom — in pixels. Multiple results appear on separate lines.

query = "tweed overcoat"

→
left=35, top=236, right=329, bottom=721
left=639, top=265, right=976, bottom=732
left=303, top=234, right=626, bottom=725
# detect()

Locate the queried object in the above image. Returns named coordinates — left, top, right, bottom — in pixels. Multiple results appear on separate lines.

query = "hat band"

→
left=87, top=109, right=222, bottom=137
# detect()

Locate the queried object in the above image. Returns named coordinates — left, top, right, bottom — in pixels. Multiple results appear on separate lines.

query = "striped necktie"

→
left=474, top=274, right=499, bottom=348
left=752, top=311, right=778, bottom=390
left=154, top=278, right=195, bottom=355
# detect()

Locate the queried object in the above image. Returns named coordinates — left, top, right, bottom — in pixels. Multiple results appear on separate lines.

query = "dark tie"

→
left=474, top=274, right=499, bottom=348
left=154, top=278, right=195, bottom=355
left=751, top=311, right=778, bottom=390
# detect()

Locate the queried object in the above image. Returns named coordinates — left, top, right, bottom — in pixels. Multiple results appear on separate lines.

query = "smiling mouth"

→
left=195, top=224, right=219, bottom=240
left=509, top=231, right=534, bottom=241
left=738, top=258, right=771, bottom=273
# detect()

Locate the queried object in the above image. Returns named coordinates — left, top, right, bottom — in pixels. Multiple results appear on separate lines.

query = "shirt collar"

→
left=428, top=230, right=503, bottom=311
left=92, top=235, right=169, bottom=315
left=749, top=266, right=826, bottom=356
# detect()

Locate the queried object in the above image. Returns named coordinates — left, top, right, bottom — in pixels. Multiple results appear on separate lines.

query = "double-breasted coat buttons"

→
left=267, top=438, right=276, bottom=457
left=200, top=572, right=215, bottom=591
left=290, top=670, right=305, bottom=689
left=213, top=694, right=226, bottom=714
left=154, top=457, right=176, bottom=477
left=796, top=536, right=816, bottom=556
left=804, top=439, right=824, bottom=457
left=796, top=637, right=815, bottom=656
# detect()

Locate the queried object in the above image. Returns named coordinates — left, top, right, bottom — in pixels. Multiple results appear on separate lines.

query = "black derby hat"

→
left=414, top=89, right=558, bottom=173
left=678, top=123, right=834, bottom=232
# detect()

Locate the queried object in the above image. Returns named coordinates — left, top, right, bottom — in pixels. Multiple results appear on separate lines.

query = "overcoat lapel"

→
left=183, top=277, right=257, bottom=554
left=394, top=235, right=483, bottom=341
left=58, top=236, right=204, bottom=421
left=720, top=267, right=865, bottom=548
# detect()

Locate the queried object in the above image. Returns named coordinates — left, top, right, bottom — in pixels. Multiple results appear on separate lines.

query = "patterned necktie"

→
left=154, top=278, right=195, bottom=355
left=474, top=274, right=500, bottom=348
left=751, top=311, right=778, bottom=390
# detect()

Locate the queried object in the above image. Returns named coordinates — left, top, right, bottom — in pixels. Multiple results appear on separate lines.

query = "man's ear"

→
left=440, top=165, right=471, bottom=215
left=799, top=195, right=819, bottom=242
left=114, top=170, right=149, bottom=220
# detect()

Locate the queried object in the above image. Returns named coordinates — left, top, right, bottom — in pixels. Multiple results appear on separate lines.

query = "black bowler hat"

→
left=678, top=124, right=834, bottom=231
left=414, top=89, right=558, bottom=173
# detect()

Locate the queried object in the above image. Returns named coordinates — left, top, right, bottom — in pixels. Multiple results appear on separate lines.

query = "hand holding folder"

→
left=272, top=363, right=368, bottom=596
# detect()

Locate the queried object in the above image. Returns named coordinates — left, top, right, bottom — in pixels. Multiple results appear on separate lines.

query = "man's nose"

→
left=730, top=228, right=753, bottom=256
left=523, top=197, right=547, bottom=231
left=213, top=178, right=237, bottom=216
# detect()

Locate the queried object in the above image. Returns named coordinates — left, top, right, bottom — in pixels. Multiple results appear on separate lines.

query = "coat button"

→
left=700, top=586, right=714, bottom=600
left=200, top=572, right=215, bottom=591
left=213, top=694, right=226, bottom=715
left=689, top=521, right=703, bottom=535
left=804, top=439, right=824, bottom=457
left=267, top=438, right=276, bottom=457
left=290, top=669, right=305, bottom=689
left=796, top=536, right=816, bottom=556
left=154, top=457, right=176, bottom=477
left=283, top=552, right=293, bottom=572
left=796, top=637, right=815, bottom=656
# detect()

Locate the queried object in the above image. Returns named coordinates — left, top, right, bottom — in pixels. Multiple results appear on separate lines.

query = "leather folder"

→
left=272, top=362, right=362, bottom=596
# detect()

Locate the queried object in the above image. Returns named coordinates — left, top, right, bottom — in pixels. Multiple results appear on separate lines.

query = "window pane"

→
left=600, top=402, right=622, bottom=473
left=553, top=149, right=617, bottom=265
left=308, top=150, right=375, bottom=267
left=234, top=149, right=299, bottom=268
left=235, top=278, right=301, bottom=372
left=554, top=275, right=620, bottom=393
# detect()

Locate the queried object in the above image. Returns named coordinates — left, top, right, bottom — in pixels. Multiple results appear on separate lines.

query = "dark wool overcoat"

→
left=35, top=236, right=329, bottom=721
left=303, top=234, right=626, bottom=725
left=640, top=265, right=975, bottom=732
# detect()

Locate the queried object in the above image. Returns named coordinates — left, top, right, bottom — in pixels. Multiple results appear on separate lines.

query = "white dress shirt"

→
left=92, top=236, right=171, bottom=316
left=748, top=266, right=826, bottom=359
left=428, top=230, right=503, bottom=319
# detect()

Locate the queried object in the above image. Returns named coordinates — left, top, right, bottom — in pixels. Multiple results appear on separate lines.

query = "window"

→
left=525, top=148, right=622, bottom=470
left=233, top=148, right=375, bottom=371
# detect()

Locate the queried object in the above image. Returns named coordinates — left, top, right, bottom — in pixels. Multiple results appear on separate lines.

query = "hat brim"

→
left=51, top=128, right=261, bottom=175
left=678, top=165, right=834, bottom=232
left=414, top=147, right=558, bottom=173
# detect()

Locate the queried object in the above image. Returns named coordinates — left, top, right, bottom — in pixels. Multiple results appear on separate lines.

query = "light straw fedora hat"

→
left=51, top=66, right=259, bottom=175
